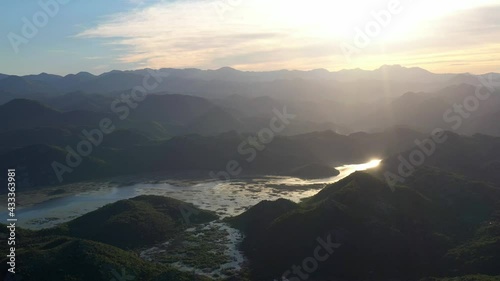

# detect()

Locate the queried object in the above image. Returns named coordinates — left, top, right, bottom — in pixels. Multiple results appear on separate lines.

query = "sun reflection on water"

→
left=345, top=159, right=382, bottom=171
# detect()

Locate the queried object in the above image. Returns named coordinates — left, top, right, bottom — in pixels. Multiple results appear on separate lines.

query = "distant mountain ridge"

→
left=4, top=65, right=486, bottom=84
left=1, top=65, right=497, bottom=99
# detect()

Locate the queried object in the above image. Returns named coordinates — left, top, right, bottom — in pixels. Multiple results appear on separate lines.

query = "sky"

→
left=1, top=0, right=499, bottom=75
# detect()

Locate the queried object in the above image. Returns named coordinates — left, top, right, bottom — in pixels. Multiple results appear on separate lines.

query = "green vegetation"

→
left=0, top=196, right=218, bottom=280
left=143, top=224, right=236, bottom=275
left=229, top=168, right=500, bottom=281
left=1, top=236, right=209, bottom=281
left=46, top=195, right=218, bottom=249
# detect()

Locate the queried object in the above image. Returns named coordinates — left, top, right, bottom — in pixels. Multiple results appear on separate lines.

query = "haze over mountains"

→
left=1, top=65, right=496, bottom=99
left=1, top=65, right=499, bottom=138
left=1, top=65, right=499, bottom=187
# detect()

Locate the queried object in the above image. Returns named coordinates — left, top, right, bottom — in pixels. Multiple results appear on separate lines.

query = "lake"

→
left=2, top=159, right=381, bottom=229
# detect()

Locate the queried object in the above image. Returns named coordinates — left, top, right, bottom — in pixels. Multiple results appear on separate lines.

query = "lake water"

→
left=2, top=160, right=381, bottom=229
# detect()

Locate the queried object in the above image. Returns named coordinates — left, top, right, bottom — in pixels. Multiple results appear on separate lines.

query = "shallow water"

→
left=2, top=160, right=380, bottom=229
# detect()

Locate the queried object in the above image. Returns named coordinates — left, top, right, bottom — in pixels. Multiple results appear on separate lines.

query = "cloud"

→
left=75, top=0, right=500, bottom=72
left=77, top=0, right=376, bottom=68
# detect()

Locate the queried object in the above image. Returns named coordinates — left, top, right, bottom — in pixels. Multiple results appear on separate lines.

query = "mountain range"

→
left=2, top=66, right=499, bottom=137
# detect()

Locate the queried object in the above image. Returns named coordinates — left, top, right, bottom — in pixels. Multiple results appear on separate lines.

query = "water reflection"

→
left=3, top=159, right=381, bottom=229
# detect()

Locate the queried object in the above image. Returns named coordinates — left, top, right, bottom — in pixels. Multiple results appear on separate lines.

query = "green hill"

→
left=52, top=195, right=218, bottom=249
left=0, top=236, right=209, bottom=281
left=0, top=234, right=213, bottom=281
left=0, top=196, right=218, bottom=281
left=228, top=169, right=500, bottom=281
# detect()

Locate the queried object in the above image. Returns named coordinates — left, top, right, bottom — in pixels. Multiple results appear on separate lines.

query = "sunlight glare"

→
left=355, top=159, right=382, bottom=171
